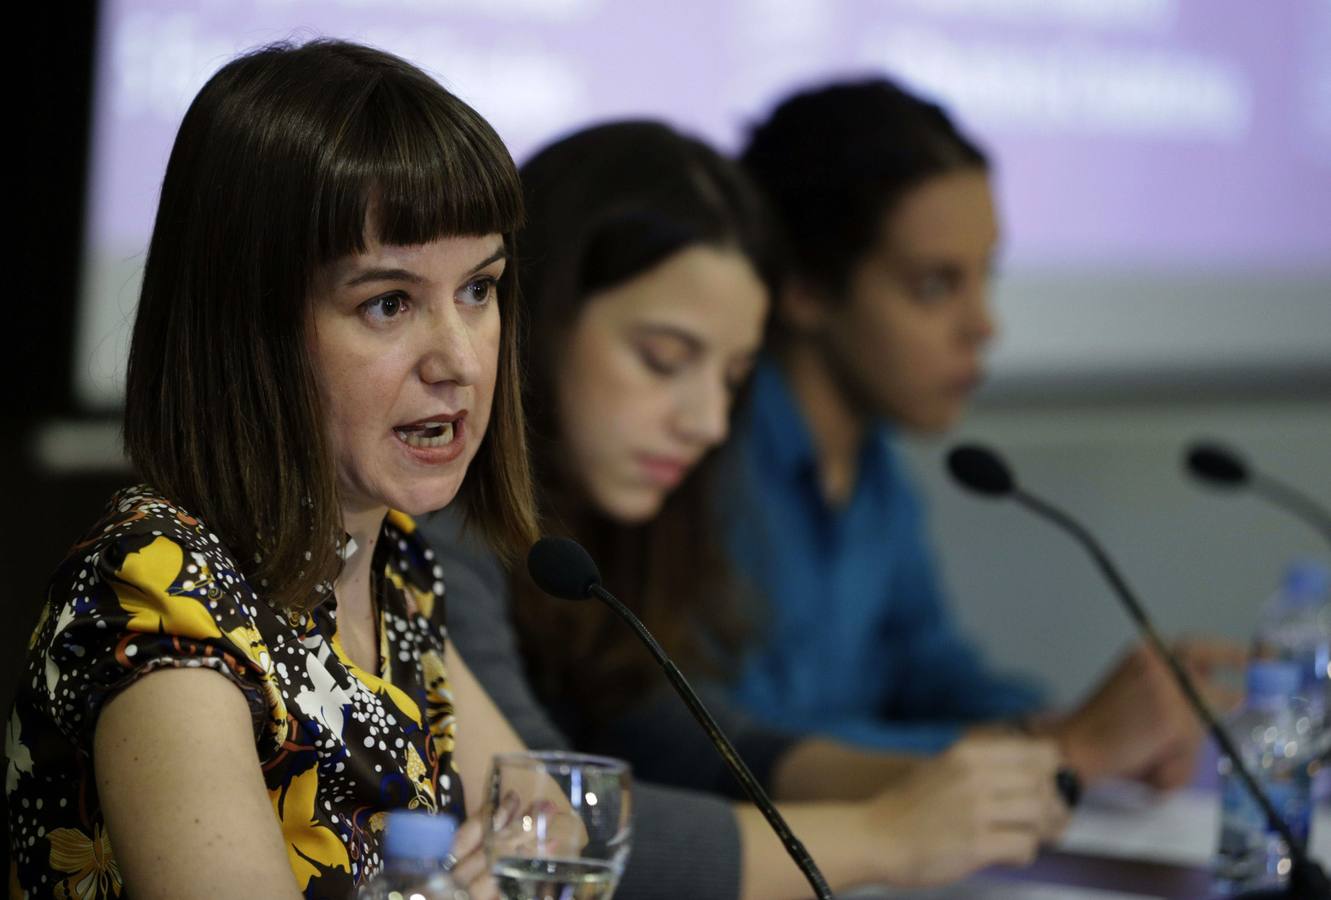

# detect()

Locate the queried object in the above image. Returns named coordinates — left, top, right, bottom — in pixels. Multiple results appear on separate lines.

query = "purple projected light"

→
left=76, top=0, right=1331, bottom=405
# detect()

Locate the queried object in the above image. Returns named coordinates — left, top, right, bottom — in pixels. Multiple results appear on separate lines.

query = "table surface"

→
left=844, top=784, right=1331, bottom=899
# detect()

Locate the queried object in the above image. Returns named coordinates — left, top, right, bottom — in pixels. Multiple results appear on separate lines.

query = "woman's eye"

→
left=460, top=276, right=497, bottom=306
left=362, top=293, right=408, bottom=322
left=912, top=272, right=955, bottom=304
left=638, top=347, right=687, bottom=377
left=362, top=293, right=406, bottom=321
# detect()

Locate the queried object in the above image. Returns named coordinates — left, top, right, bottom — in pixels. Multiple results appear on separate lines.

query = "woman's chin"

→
left=387, top=477, right=465, bottom=518
left=594, top=484, right=666, bottom=526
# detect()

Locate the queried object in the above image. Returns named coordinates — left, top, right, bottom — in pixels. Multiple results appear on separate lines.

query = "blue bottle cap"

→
left=1283, top=560, right=1330, bottom=604
left=382, top=811, right=458, bottom=862
left=1246, top=660, right=1302, bottom=701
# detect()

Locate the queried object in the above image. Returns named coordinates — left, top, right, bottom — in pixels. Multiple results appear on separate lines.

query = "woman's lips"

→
left=636, top=453, right=692, bottom=488
left=394, top=414, right=467, bottom=465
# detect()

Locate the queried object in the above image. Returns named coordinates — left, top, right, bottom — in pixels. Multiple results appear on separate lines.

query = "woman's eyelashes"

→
left=910, top=268, right=960, bottom=304
left=636, top=339, right=693, bottom=377
left=458, top=275, right=498, bottom=307
left=637, top=338, right=755, bottom=397
left=907, top=259, right=997, bottom=306
left=360, top=291, right=410, bottom=324
left=356, top=274, right=498, bottom=325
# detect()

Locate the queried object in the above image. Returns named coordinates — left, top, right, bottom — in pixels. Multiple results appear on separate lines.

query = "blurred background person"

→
left=726, top=77, right=1243, bottom=788
left=424, top=119, right=1070, bottom=900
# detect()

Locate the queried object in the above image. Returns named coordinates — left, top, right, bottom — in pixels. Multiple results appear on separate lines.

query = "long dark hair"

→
left=123, top=40, right=537, bottom=609
left=512, top=121, right=777, bottom=731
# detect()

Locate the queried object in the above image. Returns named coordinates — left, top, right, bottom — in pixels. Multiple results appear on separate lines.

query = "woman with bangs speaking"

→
left=7, top=40, right=535, bottom=898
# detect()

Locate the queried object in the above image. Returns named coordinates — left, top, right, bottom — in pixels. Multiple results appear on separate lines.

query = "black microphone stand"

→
left=1186, top=442, right=1331, bottom=551
left=1248, top=471, right=1331, bottom=550
left=587, top=583, right=836, bottom=900
left=1011, top=486, right=1330, bottom=900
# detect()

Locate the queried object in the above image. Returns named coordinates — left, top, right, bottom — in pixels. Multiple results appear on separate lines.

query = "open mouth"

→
left=393, top=421, right=456, bottom=448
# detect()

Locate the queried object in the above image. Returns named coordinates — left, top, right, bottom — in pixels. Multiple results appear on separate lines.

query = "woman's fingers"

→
left=453, top=816, right=484, bottom=860
left=450, top=818, right=496, bottom=897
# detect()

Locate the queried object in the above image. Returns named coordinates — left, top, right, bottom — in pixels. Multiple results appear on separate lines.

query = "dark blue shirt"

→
left=722, top=358, right=1044, bottom=752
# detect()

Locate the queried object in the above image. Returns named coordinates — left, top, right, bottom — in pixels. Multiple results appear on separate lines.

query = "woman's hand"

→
left=447, top=817, right=499, bottom=900
left=863, top=733, right=1068, bottom=888
left=1050, top=638, right=1244, bottom=789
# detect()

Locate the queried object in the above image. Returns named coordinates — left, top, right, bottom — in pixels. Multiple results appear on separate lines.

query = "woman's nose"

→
left=674, top=374, right=730, bottom=447
left=418, top=305, right=483, bottom=386
left=963, top=288, right=997, bottom=346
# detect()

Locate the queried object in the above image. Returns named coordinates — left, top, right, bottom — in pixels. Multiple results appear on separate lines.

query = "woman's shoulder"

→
left=64, top=484, right=244, bottom=570
left=45, top=485, right=259, bottom=620
left=43, top=484, right=267, bottom=638
left=25, top=485, right=288, bottom=754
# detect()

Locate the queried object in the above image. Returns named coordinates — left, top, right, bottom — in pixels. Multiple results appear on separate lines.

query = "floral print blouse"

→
left=6, top=486, right=465, bottom=899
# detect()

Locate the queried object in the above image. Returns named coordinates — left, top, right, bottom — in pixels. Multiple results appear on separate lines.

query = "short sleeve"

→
left=36, top=529, right=289, bottom=760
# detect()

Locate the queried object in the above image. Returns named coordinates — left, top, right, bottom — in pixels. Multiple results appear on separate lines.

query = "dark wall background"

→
left=8, top=5, right=132, bottom=875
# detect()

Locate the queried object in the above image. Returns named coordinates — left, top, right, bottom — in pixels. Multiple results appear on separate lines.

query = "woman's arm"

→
left=768, top=736, right=922, bottom=802
left=445, top=639, right=530, bottom=814
left=737, top=735, right=1067, bottom=900
left=94, top=667, right=304, bottom=900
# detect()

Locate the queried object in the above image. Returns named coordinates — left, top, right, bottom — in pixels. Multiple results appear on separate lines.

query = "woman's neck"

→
left=331, top=504, right=387, bottom=674
left=335, top=506, right=387, bottom=616
left=777, top=340, right=868, bottom=508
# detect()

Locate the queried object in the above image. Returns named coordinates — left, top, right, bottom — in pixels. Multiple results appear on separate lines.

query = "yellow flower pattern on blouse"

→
left=405, top=743, right=438, bottom=813
left=421, top=648, right=458, bottom=757
left=6, top=487, right=462, bottom=898
left=47, top=824, right=122, bottom=899
left=269, top=764, right=352, bottom=889
left=226, top=622, right=290, bottom=748
left=108, top=535, right=221, bottom=640
left=330, top=628, right=423, bottom=727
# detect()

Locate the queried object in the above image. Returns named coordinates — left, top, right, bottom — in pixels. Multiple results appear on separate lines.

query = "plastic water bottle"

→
left=1253, top=560, right=1331, bottom=728
left=1253, top=560, right=1331, bottom=800
left=1213, top=661, right=1317, bottom=894
left=360, top=811, right=469, bottom=899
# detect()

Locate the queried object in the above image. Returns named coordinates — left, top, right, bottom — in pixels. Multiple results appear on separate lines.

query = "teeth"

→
left=396, top=422, right=454, bottom=448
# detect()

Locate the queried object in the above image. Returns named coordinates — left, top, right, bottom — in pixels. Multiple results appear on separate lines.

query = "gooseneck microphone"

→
left=1186, top=441, right=1331, bottom=549
left=527, top=537, right=835, bottom=900
left=946, top=444, right=1331, bottom=900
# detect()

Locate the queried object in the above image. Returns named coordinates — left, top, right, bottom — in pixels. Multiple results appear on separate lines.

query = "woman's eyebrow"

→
left=341, top=244, right=506, bottom=288
left=343, top=267, right=424, bottom=288
left=465, top=244, right=508, bottom=275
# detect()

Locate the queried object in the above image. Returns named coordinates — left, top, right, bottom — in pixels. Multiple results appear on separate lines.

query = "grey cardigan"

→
left=419, top=509, right=799, bottom=900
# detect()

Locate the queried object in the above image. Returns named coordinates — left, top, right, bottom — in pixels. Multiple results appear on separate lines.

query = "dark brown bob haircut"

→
left=124, top=40, right=536, bottom=609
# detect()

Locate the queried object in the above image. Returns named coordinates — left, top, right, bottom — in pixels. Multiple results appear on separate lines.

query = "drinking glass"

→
left=485, top=751, right=632, bottom=900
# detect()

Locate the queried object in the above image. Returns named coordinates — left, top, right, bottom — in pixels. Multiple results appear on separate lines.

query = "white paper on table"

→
left=1057, top=783, right=1331, bottom=867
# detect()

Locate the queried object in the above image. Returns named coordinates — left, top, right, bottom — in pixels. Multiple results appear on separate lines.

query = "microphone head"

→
left=527, top=536, right=603, bottom=601
left=946, top=444, right=1016, bottom=498
left=1185, top=442, right=1250, bottom=488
